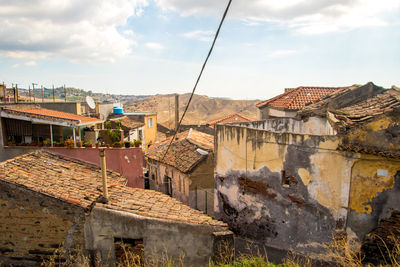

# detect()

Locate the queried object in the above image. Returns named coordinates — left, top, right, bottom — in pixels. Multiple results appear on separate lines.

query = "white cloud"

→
left=267, top=50, right=296, bottom=58
left=12, top=63, right=19, bottom=68
left=145, top=42, right=165, bottom=50
left=24, top=61, right=37, bottom=66
left=155, top=0, right=400, bottom=34
left=182, top=30, right=214, bottom=42
left=0, top=0, right=148, bottom=63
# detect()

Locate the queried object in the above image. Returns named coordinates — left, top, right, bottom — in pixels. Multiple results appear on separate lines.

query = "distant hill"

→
left=123, top=93, right=260, bottom=126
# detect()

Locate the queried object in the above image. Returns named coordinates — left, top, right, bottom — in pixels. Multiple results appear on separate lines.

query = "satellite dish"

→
left=86, top=96, right=95, bottom=109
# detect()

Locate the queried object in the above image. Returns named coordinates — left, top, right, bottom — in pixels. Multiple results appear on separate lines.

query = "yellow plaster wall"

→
left=144, top=114, right=157, bottom=146
left=349, top=159, right=400, bottom=214
left=215, top=125, right=355, bottom=219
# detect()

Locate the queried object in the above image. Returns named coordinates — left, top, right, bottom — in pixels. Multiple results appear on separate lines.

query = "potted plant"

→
left=7, top=141, right=16, bottom=147
left=84, top=141, right=93, bottom=148
left=95, top=142, right=100, bottom=148
left=64, top=139, right=74, bottom=149
left=124, top=141, right=131, bottom=148
left=134, top=139, right=142, bottom=147
left=43, top=138, right=51, bottom=147
left=76, top=141, right=82, bottom=148
left=37, top=142, right=43, bottom=147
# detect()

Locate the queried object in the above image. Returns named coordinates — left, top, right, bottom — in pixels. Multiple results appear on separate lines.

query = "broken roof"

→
left=0, top=151, right=225, bottom=226
left=146, top=129, right=213, bottom=173
left=0, top=107, right=103, bottom=127
left=207, top=113, right=255, bottom=126
left=300, top=82, right=392, bottom=129
left=256, top=86, right=352, bottom=110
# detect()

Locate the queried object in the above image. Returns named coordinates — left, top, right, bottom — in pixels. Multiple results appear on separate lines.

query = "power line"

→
left=161, top=0, right=233, bottom=161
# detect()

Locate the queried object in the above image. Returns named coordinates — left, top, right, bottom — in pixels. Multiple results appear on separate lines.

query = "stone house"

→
left=0, top=150, right=231, bottom=266
left=214, top=82, right=400, bottom=258
left=146, top=129, right=215, bottom=216
left=256, top=85, right=359, bottom=120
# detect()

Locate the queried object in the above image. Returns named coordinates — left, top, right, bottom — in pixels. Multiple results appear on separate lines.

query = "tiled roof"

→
left=256, top=86, right=347, bottom=110
left=332, top=89, right=400, bottom=127
left=207, top=113, right=255, bottom=125
left=146, top=129, right=214, bottom=173
left=1, top=107, right=102, bottom=125
left=110, top=116, right=144, bottom=129
left=0, top=151, right=225, bottom=226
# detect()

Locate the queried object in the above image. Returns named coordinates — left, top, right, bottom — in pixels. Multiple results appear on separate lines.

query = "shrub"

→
left=64, top=139, right=74, bottom=149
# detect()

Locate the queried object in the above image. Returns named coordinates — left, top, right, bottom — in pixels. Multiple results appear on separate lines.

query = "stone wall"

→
left=0, top=181, right=85, bottom=266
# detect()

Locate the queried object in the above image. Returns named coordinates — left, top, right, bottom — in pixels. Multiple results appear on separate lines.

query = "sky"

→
left=0, top=0, right=399, bottom=100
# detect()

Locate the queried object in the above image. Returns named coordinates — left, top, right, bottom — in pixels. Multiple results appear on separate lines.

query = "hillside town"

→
left=1, top=81, right=400, bottom=266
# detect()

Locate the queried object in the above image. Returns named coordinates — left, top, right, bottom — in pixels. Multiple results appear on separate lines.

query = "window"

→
left=165, top=176, right=172, bottom=196
left=147, top=118, right=153, bottom=128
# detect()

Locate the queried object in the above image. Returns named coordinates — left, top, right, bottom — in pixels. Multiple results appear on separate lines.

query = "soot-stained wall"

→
left=214, top=124, right=400, bottom=255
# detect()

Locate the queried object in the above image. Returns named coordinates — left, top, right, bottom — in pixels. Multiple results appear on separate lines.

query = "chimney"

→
left=175, top=93, right=179, bottom=132
left=99, top=150, right=109, bottom=201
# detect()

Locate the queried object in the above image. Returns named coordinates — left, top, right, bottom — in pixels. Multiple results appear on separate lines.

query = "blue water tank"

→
left=113, top=107, right=124, bottom=114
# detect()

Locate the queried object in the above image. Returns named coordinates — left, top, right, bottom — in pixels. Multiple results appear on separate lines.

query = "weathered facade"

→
left=215, top=83, right=400, bottom=256
left=0, top=151, right=232, bottom=266
left=146, top=129, right=215, bottom=216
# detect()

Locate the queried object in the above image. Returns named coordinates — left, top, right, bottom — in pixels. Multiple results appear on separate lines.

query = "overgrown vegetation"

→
left=39, top=234, right=400, bottom=267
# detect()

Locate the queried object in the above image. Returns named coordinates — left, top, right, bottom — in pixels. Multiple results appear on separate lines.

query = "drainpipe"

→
left=99, top=150, right=109, bottom=201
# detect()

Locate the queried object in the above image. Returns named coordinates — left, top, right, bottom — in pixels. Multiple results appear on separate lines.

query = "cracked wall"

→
left=215, top=123, right=400, bottom=254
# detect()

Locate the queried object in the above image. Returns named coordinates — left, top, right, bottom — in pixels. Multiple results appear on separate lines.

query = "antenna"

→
left=86, top=95, right=95, bottom=109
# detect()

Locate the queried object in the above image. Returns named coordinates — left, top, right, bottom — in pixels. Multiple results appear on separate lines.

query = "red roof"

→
left=207, top=113, right=255, bottom=125
left=2, top=108, right=102, bottom=125
left=256, top=86, right=347, bottom=110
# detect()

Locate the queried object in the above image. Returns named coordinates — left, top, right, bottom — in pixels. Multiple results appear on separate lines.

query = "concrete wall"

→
left=96, top=103, right=114, bottom=120
left=38, top=102, right=80, bottom=115
left=85, top=207, right=232, bottom=267
left=0, top=181, right=85, bottom=266
left=46, top=147, right=144, bottom=188
left=259, top=107, right=297, bottom=120
left=233, top=117, right=336, bottom=136
left=214, top=124, right=400, bottom=255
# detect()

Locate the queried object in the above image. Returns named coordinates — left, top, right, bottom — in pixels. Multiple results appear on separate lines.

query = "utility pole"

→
left=64, top=84, right=66, bottom=102
left=175, top=94, right=179, bottom=132
left=29, top=85, right=31, bottom=102
left=32, top=83, right=37, bottom=102
left=15, top=84, right=18, bottom=103
left=41, top=85, right=44, bottom=102
left=52, top=85, right=55, bottom=102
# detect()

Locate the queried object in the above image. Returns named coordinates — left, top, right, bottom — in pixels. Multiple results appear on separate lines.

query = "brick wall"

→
left=0, top=181, right=85, bottom=266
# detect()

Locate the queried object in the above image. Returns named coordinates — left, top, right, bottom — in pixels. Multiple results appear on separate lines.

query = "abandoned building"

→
left=146, top=129, right=215, bottom=216
left=206, top=113, right=255, bottom=127
left=256, top=85, right=359, bottom=120
left=0, top=150, right=231, bottom=266
left=214, top=82, right=400, bottom=257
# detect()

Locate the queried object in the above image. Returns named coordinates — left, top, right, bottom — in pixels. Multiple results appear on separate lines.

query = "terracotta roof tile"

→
left=256, top=86, right=348, bottom=110
left=1, top=108, right=102, bottom=125
left=146, top=129, right=213, bottom=173
left=207, top=113, right=255, bottom=125
left=0, top=151, right=225, bottom=226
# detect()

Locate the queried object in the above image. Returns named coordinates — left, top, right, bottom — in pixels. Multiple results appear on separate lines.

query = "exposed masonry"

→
left=214, top=122, right=400, bottom=257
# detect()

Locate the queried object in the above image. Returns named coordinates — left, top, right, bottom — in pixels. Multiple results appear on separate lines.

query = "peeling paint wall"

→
left=215, top=125, right=350, bottom=253
left=215, top=122, right=400, bottom=254
left=233, top=116, right=336, bottom=136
